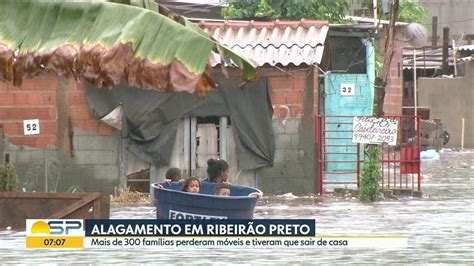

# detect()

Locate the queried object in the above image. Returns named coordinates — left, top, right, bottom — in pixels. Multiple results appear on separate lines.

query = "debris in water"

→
left=421, top=150, right=440, bottom=160
left=279, top=192, right=298, bottom=199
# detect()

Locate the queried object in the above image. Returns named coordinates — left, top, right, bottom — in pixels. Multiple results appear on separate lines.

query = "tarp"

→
left=86, top=77, right=275, bottom=169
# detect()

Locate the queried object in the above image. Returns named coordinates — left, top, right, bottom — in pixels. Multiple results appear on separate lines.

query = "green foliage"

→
left=0, top=162, right=19, bottom=192
left=358, top=0, right=429, bottom=23
left=359, top=145, right=383, bottom=203
left=228, top=169, right=243, bottom=183
left=0, top=0, right=257, bottom=90
left=373, top=40, right=383, bottom=77
left=221, top=0, right=350, bottom=23
left=396, top=0, right=429, bottom=23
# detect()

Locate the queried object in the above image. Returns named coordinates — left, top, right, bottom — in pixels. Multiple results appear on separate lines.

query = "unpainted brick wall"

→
left=269, top=75, right=306, bottom=118
left=379, top=26, right=404, bottom=116
left=0, top=74, right=114, bottom=149
left=0, top=74, right=119, bottom=193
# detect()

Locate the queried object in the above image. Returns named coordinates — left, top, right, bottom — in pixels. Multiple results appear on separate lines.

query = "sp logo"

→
left=48, top=221, right=82, bottom=235
left=28, top=219, right=84, bottom=236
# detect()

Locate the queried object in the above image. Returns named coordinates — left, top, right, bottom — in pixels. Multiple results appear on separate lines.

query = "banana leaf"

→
left=0, top=0, right=256, bottom=96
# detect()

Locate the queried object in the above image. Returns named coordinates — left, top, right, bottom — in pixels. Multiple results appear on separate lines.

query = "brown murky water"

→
left=1, top=150, right=473, bottom=264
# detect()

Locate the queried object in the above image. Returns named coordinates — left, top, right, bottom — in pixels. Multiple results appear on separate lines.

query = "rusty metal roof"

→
left=196, top=19, right=329, bottom=67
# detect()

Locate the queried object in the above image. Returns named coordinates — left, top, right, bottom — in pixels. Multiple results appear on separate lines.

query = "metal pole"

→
left=413, top=49, right=418, bottom=130
left=417, top=116, right=421, bottom=192
left=461, top=118, right=465, bottom=149
left=219, top=116, right=227, bottom=161
left=45, top=158, right=48, bottom=192
left=356, top=143, right=360, bottom=188
left=373, top=0, right=377, bottom=26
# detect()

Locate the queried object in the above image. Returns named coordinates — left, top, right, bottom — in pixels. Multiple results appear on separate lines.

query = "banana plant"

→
left=0, top=0, right=256, bottom=96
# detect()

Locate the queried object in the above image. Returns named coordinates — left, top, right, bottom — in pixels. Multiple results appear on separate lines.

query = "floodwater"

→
left=1, top=150, right=473, bottom=264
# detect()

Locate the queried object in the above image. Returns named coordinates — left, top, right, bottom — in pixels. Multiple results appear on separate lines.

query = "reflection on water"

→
left=1, top=150, right=473, bottom=264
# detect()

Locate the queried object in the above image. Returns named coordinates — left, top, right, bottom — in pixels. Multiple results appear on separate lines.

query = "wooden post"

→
left=442, top=27, right=450, bottom=75
left=431, top=16, right=438, bottom=46
left=453, top=40, right=457, bottom=77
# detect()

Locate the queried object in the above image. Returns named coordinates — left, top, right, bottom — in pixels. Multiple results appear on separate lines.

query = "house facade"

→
left=0, top=17, right=410, bottom=195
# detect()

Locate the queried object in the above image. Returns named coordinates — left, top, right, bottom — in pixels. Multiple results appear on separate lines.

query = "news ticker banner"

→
left=26, top=219, right=408, bottom=249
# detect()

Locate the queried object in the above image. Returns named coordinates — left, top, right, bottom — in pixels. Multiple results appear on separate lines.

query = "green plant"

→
left=24, top=158, right=62, bottom=192
left=359, top=145, right=383, bottom=202
left=229, top=169, right=243, bottom=183
left=358, top=0, right=429, bottom=23
left=0, top=162, right=19, bottom=192
left=221, top=0, right=350, bottom=23
left=0, top=1, right=256, bottom=96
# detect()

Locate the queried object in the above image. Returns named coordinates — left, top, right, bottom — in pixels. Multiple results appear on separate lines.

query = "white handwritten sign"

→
left=352, top=117, right=399, bottom=146
left=23, top=119, right=40, bottom=135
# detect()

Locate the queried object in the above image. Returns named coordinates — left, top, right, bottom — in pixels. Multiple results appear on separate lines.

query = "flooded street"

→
left=1, top=150, right=473, bottom=264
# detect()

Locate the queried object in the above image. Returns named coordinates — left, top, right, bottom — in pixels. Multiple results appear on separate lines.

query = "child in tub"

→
left=165, top=167, right=183, bottom=183
left=181, top=177, right=200, bottom=193
left=214, top=183, right=231, bottom=196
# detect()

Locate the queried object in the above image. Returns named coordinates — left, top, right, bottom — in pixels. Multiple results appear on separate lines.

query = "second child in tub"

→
left=205, top=158, right=229, bottom=183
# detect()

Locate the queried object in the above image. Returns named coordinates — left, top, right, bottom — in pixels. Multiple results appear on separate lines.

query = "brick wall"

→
left=268, top=75, right=306, bottom=118
left=0, top=73, right=114, bottom=150
left=0, top=74, right=119, bottom=193
left=0, top=75, right=58, bottom=148
left=380, top=26, right=405, bottom=116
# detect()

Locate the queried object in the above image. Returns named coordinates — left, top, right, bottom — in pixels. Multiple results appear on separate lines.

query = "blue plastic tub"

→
left=151, top=181, right=262, bottom=219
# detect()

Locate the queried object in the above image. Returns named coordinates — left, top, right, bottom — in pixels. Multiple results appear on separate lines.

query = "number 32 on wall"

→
left=340, top=83, right=355, bottom=96
left=23, top=119, right=40, bottom=135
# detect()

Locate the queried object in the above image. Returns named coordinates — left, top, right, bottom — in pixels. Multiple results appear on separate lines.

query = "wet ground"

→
left=1, top=149, right=473, bottom=264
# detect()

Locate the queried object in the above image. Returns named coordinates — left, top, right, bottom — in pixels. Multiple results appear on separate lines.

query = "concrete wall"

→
left=256, top=67, right=317, bottom=195
left=418, top=61, right=473, bottom=148
left=257, top=119, right=315, bottom=195
left=420, top=0, right=474, bottom=42
left=0, top=75, right=120, bottom=194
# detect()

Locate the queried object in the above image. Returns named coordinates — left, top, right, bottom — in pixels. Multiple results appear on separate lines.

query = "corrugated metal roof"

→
left=458, top=44, right=474, bottom=52
left=197, top=19, right=329, bottom=67
left=403, top=48, right=454, bottom=69
left=403, top=46, right=473, bottom=69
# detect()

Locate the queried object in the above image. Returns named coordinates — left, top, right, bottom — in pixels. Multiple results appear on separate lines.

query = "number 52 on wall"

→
left=23, top=119, right=40, bottom=135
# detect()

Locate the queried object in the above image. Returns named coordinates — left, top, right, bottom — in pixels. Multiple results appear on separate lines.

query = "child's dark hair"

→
left=207, top=158, right=229, bottom=182
left=181, top=177, right=201, bottom=192
left=166, top=167, right=182, bottom=182
left=214, top=183, right=231, bottom=195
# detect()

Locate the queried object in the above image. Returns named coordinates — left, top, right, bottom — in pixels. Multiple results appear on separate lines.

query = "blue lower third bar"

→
left=85, top=219, right=316, bottom=237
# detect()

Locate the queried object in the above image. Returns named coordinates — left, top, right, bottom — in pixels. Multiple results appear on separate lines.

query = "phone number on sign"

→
left=353, top=133, right=395, bottom=144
